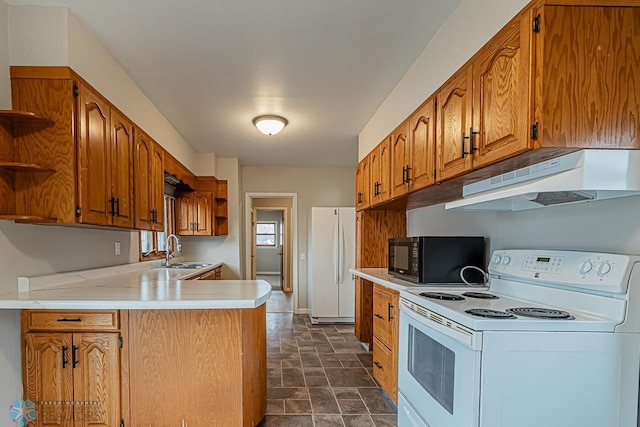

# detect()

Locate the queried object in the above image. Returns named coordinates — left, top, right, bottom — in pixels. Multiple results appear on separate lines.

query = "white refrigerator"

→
left=307, top=207, right=355, bottom=324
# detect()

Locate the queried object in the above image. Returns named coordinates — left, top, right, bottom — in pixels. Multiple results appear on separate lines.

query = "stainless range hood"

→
left=445, top=150, right=640, bottom=211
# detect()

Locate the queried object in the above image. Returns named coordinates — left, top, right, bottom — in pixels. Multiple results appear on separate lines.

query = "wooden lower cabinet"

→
left=188, top=266, right=223, bottom=280
left=128, top=306, right=266, bottom=427
left=371, top=284, right=398, bottom=404
left=354, top=277, right=373, bottom=348
left=22, top=312, right=121, bottom=427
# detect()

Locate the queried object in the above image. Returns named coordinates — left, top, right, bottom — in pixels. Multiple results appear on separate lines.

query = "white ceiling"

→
left=7, top=0, right=462, bottom=167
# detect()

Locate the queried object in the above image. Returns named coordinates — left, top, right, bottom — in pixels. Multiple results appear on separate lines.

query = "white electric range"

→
left=397, top=249, right=640, bottom=427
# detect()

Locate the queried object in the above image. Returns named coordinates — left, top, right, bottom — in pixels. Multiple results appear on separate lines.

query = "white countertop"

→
left=350, top=268, right=488, bottom=292
left=0, top=261, right=271, bottom=309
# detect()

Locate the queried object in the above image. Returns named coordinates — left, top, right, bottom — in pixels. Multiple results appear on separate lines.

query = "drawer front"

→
left=372, top=337, right=394, bottom=397
left=24, top=310, right=119, bottom=331
left=373, top=285, right=394, bottom=347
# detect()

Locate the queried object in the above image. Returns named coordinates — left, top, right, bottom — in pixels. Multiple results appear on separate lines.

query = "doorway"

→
left=245, top=193, right=298, bottom=313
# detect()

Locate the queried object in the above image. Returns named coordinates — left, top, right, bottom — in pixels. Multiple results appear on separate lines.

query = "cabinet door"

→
left=193, top=192, right=213, bottom=236
left=150, top=143, right=165, bottom=232
left=372, top=284, right=394, bottom=349
left=77, top=84, right=111, bottom=226
left=25, top=333, right=74, bottom=427
left=473, top=10, right=533, bottom=168
left=354, top=157, right=370, bottom=210
left=377, top=136, right=392, bottom=202
left=409, top=98, right=436, bottom=191
left=72, top=333, right=120, bottom=427
left=110, top=109, right=134, bottom=228
left=176, top=193, right=193, bottom=235
left=390, top=120, right=409, bottom=198
left=369, top=148, right=381, bottom=206
left=436, top=64, right=474, bottom=181
left=134, top=129, right=153, bottom=230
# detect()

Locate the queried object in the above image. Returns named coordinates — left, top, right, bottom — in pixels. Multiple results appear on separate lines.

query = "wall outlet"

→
left=300, top=252, right=306, bottom=260
left=115, top=241, right=121, bottom=256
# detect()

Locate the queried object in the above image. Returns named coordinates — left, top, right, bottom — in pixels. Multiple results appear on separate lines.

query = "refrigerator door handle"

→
left=334, top=219, right=340, bottom=285
left=339, top=220, right=345, bottom=284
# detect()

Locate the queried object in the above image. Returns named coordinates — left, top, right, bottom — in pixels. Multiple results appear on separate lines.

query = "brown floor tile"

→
left=358, top=388, right=396, bottom=414
left=332, top=341, right=371, bottom=353
left=371, top=414, right=397, bottom=426
left=306, top=375, right=330, bottom=387
left=338, top=399, right=369, bottom=414
left=300, top=353, right=322, bottom=367
left=343, top=414, right=376, bottom=427
left=356, top=354, right=373, bottom=368
left=266, top=399, right=285, bottom=414
left=309, top=387, right=340, bottom=414
left=285, top=399, right=312, bottom=414
left=314, top=414, right=346, bottom=427
left=325, top=368, right=377, bottom=387
left=321, top=359, right=343, bottom=368
left=341, top=359, right=364, bottom=368
left=267, top=387, right=309, bottom=400
left=259, top=414, right=314, bottom=426
left=333, top=387, right=361, bottom=400
left=282, top=368, right=305, bottom=387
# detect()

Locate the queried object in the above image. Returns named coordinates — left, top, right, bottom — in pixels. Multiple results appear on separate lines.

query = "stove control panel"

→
left=489, top=249, right=638, bottom=294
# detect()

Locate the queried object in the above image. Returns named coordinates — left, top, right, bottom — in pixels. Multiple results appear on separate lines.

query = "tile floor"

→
left=258, top=274, right=294, bottom=313
left=259, top=313, right=398, bottom=427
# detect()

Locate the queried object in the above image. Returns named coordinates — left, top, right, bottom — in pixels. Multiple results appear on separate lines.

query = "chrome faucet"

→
left=165, top=234, right=182, bottom=266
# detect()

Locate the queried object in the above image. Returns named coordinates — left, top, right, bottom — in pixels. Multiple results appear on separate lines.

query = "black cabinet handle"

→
left=57, top=318, right=82, bottom=322
left=374, top=313, right=384, bottom=319
left=374, top=361, right=383, bottom=369
left=401, top=166, right=407, bottom=184
left=72, top=345, right=78, bottom=368
left=357, top=192, right=363, bottom=204
left=115, top=198, right=120, bottom=217
left=462, top=127, right=479, bottom=158
left=108, top=197, right=115, bottom=216
left=62, top=346, right=68, bottom=368
left=405, top=166, right=412, bottom=182
left=388, top=304, right=394, bottom=321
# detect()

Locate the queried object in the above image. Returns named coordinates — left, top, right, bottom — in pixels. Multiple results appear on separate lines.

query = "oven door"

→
left=398, top=300, right=481, bottom=427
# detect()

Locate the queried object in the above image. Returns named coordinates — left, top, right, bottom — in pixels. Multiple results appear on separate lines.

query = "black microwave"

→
left=388, top=236, right=485, bottom=284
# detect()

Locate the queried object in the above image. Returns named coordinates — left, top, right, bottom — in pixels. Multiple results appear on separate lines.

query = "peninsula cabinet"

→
left=128, top=307, right=266, bottom=427
left=370, top=136, right=391, bottom=205
left=22, top=310, right=122, bottom=427
left=134, top=128, right=165, bottom=231
left=355, top=156, right=371, bottom=211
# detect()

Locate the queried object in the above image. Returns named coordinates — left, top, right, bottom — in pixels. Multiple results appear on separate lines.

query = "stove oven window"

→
left=408, top=325, right=455, bottom=414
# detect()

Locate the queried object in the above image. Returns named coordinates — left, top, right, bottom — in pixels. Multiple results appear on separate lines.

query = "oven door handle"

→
left=400, top=300, right=482, bottom=350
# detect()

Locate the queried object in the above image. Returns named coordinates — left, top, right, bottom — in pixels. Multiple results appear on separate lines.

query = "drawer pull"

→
left=388, top=303, right=394, bottom=321
left=57, top=318, right=82, bottom=322
left=374, top=314, right=384, bottom=319
left=374, top=361, right=383, bottom=369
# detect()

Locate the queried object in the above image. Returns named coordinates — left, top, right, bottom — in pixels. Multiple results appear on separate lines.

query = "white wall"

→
left=242, top=166, right=354, bottom=309
left=358, top=0, right=529, bottom=157
left=181, top=157, right=242, bottom=279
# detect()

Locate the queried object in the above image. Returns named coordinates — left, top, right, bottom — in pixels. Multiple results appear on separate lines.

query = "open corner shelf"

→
left=0, top=215, right=58, bottom=224
left=0, top=162, right=56, bottom=173
left=0, top=110, right=54, bottom=126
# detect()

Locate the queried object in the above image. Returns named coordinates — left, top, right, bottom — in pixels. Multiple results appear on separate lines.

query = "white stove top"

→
left=399, top=249, right=640, bottom=333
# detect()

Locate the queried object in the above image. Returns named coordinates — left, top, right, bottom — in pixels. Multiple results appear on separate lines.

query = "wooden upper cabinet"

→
left=355, top=156, right=370, bottom=210
left=536, top=5, right=640, bottom=150
left=371, top=136, right=391, bottom=206
left=408, top=97, right=436, bottom=191
left=110, top=109, right=135, bottom=228
left=77, top=84, right=111, bottom=226
left=134, top=128, right=164, bottom=231
left=390, top=119, right=410, bottom=198
left=473, top=9, right=533, bottom=169
left=436, top=64, right=474, bottom=182
left=177, top=191, right=213, bottom=236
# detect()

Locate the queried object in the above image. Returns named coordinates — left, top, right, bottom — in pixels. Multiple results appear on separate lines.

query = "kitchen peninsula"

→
left=0, top=263, right=271, bottom=427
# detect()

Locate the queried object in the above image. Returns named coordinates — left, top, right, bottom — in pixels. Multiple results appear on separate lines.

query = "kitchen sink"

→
left=154, top=263, right=212, bottom=269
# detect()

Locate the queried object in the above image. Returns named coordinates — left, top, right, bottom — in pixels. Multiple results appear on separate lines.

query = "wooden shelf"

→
left=0, top=162, right=56, bottom=173
left=0, top=215, right=58, bottom=223
left=0, top=110, right=54, bottom=126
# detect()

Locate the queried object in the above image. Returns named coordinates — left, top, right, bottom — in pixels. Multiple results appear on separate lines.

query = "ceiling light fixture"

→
left=252, top=115, right=288, bottom=136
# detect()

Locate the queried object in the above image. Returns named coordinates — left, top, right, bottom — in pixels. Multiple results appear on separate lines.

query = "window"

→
left=256, top=221, right=277, bottom=246
left=140, top=195, right=176, bottom=260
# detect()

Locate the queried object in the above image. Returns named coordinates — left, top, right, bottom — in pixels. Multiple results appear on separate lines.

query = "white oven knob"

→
left=492, top=255, right=502, bottom=264
left=597, top=262, right=612, bottom=276
left=502, top=256, right=511, bottom=265
left=579, top=260, right=593, bottom=274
